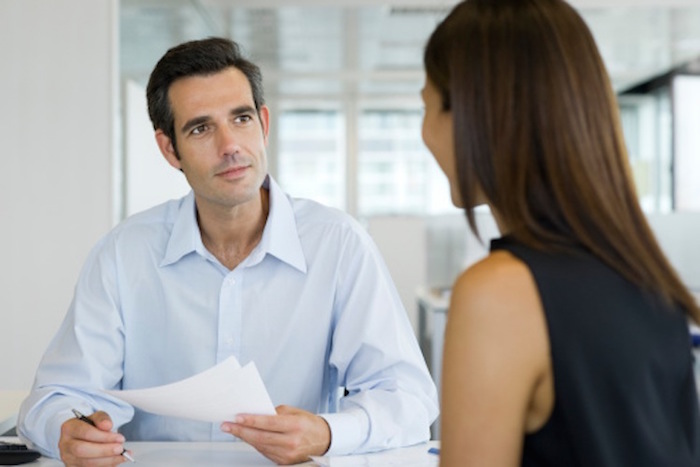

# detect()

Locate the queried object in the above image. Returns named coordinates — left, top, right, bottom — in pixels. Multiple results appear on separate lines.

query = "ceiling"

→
left=120, top=0, right=700, bottom=98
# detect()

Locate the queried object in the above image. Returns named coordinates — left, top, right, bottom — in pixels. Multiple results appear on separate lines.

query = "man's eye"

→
left=235, top=115, right=252, bottom=124
left=191, top=125, right=208, bottom=135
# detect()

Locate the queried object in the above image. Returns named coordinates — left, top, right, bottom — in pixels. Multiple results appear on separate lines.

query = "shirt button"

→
left=226, top=337, right=234, bottom=346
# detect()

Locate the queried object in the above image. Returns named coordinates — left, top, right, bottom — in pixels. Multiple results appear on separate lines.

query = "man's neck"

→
left=196, top=189, right=270, bottom=270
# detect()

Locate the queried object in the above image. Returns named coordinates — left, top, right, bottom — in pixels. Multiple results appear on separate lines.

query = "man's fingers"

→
left=229, top=414, right=295, bottom=434
left=89, top=411, right=116, bottom=431
left=227, top=422, right=288, bottom=446
left=65, top=440, right=128, bottom=459
left=60, top=437, right=129, bottom=467
left=220, top=406, right=331, bottom=465
left=59, top=413, right=129, bottom=466
left=225, top=426, right=302, bottom=466
left=231, top=405, right=307, bottom=432
left=64, top=419, right=125, bottom=444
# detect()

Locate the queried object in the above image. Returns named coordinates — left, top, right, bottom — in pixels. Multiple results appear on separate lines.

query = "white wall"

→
left=124, top=80, right=190, bottom=216
left=0, top=0, right=118, bottom=390
left=367, top=216, right=427, bottom=331
left=647, top=212, right=700, bottom=292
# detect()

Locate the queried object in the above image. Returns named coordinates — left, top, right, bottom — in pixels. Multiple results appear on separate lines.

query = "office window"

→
left=358, top=110, right=454, bottom=217
left=674, top=75, right=700, bottom=211
left=618, top=90, right=673, bottom=213
left=277, top=110, right=346, bottom=210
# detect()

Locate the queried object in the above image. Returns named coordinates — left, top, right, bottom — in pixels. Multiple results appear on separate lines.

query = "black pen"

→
left=72, top=409, right=135, bottom=462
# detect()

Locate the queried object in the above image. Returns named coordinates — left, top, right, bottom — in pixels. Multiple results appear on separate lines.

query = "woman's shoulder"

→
left=453, top=250, right=536, bottom=307
left=449, top=250, right=544, bottom=340
left=444, top=249, right=553, bottom=437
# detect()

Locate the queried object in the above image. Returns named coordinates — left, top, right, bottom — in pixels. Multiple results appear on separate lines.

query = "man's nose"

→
left=216, top=125, right=241, bottom=157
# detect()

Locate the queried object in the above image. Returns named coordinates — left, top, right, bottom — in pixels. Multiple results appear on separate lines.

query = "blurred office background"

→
left=1, top=0, right=700, bottom=391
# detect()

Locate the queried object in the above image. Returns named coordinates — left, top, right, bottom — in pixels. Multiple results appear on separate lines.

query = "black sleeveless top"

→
left=490, top=236, right=700, bottom=466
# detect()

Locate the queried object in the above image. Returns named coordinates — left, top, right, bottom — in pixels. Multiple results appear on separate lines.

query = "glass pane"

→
left=618, top=92, right=673, bottom=213
left=277, top=110, right=346, bottom=210
left=674, top=75, right=700, bottom=211
left=358, top=110, right=456, bottom=217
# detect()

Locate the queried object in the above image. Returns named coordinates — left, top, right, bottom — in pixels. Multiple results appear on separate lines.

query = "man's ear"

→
left=155, top=130, right=182, bottom=170
left=259, top=105, right=270, bottom=145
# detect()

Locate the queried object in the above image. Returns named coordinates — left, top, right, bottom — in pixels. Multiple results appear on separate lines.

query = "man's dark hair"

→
left=146, top=37, right=265, bottom=153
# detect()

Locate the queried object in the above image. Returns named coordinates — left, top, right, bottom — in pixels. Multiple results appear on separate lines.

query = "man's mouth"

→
left=217, top=165, right=249, bottom=179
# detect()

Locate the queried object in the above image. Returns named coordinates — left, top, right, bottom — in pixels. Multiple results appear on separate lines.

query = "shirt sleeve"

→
left=17, top=236, right=135, bottom=458
left=320, top=225, right=439, bottom=455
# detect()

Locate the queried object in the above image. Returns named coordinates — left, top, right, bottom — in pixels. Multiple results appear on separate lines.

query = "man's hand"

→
left=220, top=405, right=331, bottom=465
left=58, top=411, right=131, bottom=467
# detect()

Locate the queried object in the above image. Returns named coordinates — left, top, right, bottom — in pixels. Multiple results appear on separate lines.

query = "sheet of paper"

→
left=105, top=356, right=275, bottom=422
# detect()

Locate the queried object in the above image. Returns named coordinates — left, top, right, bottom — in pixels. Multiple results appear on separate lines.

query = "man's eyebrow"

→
left=230, top=105, right=257, bottom=116
left=180, top=116, right=210, bottom=135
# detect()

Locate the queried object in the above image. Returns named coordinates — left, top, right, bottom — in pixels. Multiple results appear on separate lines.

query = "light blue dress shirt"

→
left=18, top=176, right=438, bottom=458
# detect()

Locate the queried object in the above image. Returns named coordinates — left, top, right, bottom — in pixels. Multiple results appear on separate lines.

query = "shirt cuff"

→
left=319, top=407, right=370, bottom=456
left=35, top=409, right=75, bottom=459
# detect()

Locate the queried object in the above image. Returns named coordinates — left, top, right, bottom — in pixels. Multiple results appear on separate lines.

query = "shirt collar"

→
left=160, top=191, right=203, bottom=267
left=160, top=176, right=307, bottom=274
left=256, top=176, right=307, bottom=273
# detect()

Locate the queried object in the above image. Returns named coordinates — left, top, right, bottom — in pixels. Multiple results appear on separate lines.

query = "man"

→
left=18, top=37, right=438, bottom=465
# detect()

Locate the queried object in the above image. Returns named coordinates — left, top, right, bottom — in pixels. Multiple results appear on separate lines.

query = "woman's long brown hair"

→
left=424, top=0, right=700, bottom=322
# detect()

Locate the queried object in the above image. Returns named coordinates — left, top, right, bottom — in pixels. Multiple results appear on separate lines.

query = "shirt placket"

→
left=212, top=270, right=243, bottom=440
left=217, top=271, right=243, bottom=363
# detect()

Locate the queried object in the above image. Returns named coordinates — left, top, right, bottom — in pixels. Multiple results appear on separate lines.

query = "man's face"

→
left=156, top=67, right=269, bottom=213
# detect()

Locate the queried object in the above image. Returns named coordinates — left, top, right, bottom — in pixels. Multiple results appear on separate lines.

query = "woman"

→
left=421, top=0, right=700, bottom=465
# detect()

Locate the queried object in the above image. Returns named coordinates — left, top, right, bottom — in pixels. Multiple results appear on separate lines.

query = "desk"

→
left=416, top=287, right=449, bottom=439
left=416, top=287, right=449, bottom=383
left=0, top=391, right=27, bottom=435
left=0, top=438, right=439, bottom=466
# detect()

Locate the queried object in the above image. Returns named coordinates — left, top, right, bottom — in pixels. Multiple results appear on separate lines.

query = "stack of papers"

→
left=105, top=356, right=276, bottom=422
